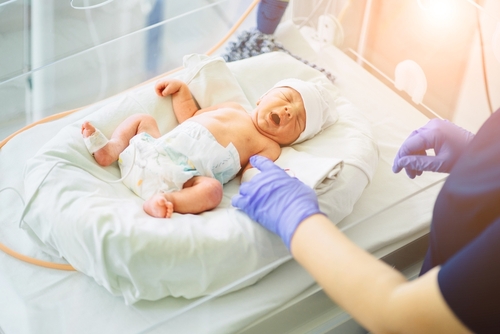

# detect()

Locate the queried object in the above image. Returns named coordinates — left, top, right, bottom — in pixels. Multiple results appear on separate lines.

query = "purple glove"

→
left=392, top=119, right=475, bottom=178
left=232, top=155, right=323, bottom=249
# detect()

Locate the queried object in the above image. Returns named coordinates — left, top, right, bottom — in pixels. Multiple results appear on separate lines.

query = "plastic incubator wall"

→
left=289, top=0, right=500, bottom=132
left=0, top=0, right=499, bottom=140
left=0, top=0, right=256, bottom=141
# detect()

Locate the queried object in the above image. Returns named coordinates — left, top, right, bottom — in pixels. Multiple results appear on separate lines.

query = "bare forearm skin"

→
left=290, top=214, right=471, bottom=334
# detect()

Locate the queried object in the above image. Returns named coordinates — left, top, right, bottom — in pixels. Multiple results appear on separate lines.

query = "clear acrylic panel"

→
left=291, top=0, right=500, bottom=133
left=371, top=0, right=499, bottom=130
left=0, top=0, right=255, bottom=140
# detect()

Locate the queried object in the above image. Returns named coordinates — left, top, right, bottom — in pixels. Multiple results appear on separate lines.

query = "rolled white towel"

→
left=242, top=147, right=343, bottom=195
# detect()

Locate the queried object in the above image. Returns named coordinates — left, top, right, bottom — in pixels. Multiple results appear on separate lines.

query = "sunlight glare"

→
left=418, top=0, right=457, bottom=26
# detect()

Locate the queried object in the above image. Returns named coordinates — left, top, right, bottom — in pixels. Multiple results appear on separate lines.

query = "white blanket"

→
left=21, top=52, right=379, bottom=304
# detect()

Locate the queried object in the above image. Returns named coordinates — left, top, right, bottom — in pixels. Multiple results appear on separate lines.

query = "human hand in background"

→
left=154, top=78, right=185, bottom=97
left=392, top=119, right=475, bottom=178
left=232, top=155, right=323, bottom=249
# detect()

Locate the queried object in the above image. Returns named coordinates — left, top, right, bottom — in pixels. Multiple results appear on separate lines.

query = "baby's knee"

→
left=205, top=178, right=223, bottom=206
left=134, top=113, right=156, bottom=125
left=129, top=113, right=160, bottom=137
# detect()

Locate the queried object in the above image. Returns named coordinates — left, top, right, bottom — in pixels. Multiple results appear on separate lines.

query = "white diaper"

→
left=119, top=121, right=241, bottom=200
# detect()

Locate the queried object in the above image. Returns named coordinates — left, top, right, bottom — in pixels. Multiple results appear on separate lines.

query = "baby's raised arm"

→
left=155, top=78, right=199, bottom=123
left=241, top=145, right=281, bottom=175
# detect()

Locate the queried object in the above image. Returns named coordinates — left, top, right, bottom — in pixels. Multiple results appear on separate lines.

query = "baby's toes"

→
left=81, top=122, right=96, bottom=137
left=165, top=201, right=174, bottom=218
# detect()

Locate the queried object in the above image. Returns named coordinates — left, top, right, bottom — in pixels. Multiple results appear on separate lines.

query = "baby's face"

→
left=252, top=87, right=306, bottom=145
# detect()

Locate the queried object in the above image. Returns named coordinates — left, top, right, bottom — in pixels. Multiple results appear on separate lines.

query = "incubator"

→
left=0, top=0, right=499, bottom=333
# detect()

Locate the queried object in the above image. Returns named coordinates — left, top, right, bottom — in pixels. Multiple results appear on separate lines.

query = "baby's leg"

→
left=81, top=114, right=161, bottom=166
left=143, top=176, right=223, bottom=218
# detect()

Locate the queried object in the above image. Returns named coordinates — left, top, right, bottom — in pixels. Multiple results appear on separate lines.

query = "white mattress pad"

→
left=19, top=52, right=378, bottom=304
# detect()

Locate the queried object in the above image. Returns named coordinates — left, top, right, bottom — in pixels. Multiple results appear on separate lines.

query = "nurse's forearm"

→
left=290, top=214, right=404, bottom=332
left=289, top=214, right=470, bottom=334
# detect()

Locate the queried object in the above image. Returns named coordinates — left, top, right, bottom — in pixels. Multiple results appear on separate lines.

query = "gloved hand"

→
left=392, top=119, right=475, bottom=178
left=232, top=155, right=323, bottom=249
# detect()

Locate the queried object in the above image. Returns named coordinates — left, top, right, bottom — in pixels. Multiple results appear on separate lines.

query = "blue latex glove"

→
left=392, top=119, right=475, bottom=179
left=232, top=155, right=323, bottom=249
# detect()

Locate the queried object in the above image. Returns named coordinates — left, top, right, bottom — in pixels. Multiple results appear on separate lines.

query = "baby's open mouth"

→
left=271, top=113, right=280, bottom=125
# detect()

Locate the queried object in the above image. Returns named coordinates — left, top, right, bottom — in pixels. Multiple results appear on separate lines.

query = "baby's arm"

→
left=241, top=145, right=281, bottom=175
left=155, top=78, right=199, bottom=123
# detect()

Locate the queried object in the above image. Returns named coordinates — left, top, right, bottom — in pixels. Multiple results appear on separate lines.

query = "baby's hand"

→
left=143, top=194, right=174, bottom=218
left=155, top=78, right=184, bottom=97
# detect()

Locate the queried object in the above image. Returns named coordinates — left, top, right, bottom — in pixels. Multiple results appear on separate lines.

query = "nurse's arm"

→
left=291, top=214, right=472, bottom=334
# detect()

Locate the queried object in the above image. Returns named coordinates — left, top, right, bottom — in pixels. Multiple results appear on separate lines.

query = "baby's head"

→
left=278, top=78, right=338, bottom=144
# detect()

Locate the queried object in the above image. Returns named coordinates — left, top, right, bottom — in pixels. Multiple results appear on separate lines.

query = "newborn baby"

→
left=82, top=77, right=338, bottom=218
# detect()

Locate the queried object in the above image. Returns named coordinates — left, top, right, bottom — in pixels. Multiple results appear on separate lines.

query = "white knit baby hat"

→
left=272, top=78, right=339, bottom=144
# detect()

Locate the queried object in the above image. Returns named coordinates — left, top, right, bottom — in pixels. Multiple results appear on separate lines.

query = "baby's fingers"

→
left=155, top=82, right=167, bottom=96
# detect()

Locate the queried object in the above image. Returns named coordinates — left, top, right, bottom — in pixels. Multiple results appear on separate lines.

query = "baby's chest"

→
left=209, top=116, right=256, bottom=143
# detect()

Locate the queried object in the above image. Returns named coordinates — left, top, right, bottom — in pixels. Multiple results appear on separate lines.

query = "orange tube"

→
left=0, top=241, right=75, bottom=271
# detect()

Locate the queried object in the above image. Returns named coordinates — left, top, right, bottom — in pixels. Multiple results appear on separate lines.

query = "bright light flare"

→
left=418, top=0, right=457, bottom=26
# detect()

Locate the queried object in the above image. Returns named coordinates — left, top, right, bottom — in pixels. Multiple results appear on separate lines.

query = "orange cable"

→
left=0, top=242, right=75, bottom=271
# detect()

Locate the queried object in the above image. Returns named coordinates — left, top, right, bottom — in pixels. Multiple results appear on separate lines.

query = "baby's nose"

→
left=278, top=107, right=291, bottom=121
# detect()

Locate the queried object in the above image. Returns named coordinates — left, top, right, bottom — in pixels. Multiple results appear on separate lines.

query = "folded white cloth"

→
left=242, top=147, right=344, bottom=195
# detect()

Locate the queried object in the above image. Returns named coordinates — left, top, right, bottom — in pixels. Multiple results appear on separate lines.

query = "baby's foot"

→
left=143, top=194, right=174, bottom=218
left=81, top=122, right=116, bottom=166
left=81, top=121, right=97, bottom=138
